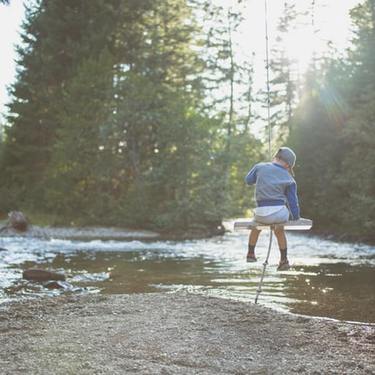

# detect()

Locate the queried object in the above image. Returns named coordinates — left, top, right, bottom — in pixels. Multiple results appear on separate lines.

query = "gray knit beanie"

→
left=275, top=147, right=296, bottom=167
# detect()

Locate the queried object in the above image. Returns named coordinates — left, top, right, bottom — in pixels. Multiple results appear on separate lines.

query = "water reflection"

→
left=284, top=263, right=375, bottom=322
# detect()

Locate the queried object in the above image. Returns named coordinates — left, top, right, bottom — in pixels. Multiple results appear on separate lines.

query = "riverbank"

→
left=1, top=216, right=373, bottom=245
left=307, top=227, right=375, bottom=246
left=0, top=293, right=374, bottom=374
left=0, top=222, right=224, bottom=241
left=0, top=224, right=161, bottom=241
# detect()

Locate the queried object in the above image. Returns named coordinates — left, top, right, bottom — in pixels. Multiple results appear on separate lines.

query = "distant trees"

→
left=0, top=0, right=260, bottom=231
left=1, top=0, right=124, bottom=211
left=2, top=0, right=373, bottom=241
left=200, top=2, right=261, bottom=216
left=339, top=0, right=375, bottom=239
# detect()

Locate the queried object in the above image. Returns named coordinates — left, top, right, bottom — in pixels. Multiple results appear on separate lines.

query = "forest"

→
left=0, top=0, right=374, bottom=242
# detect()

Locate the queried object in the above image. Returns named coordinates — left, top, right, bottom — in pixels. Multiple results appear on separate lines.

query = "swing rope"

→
left=264, top=0, right=272, bottom=161
left=254, top=0, right=273, bottom=304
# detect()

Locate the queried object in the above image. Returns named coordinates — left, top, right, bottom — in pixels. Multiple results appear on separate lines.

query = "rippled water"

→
left=0, top=223, right=374, bottom=323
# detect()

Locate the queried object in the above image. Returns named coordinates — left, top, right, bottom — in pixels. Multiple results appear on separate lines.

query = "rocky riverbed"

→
left=0, top=292, right=374, bottom=374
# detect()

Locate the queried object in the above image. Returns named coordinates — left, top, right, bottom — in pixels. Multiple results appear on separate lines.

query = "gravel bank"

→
left=0, top=293, right=374, bottom=374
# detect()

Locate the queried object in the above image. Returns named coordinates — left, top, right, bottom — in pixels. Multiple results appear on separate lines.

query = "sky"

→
left=0, top=0, right=362, bottom=124
left=0, top=0, right=24, bottom=121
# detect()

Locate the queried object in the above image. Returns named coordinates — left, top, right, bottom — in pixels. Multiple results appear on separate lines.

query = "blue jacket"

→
left=245, top=162, right=300, bottom=220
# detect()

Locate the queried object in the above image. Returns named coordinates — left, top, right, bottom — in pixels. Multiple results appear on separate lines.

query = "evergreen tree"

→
left=339, top=0, right=375, bottom=239
left=0, top=0, right=122, bottom=209
left=288, top=0, right=375, bottom=242
left=111, top=0, right=223, bottom=229
left=0, top=0, right=264, bottom=232
left=198, top=2, right=260, bottom=216
left=45, top=51, right=115, bottom=222
left=288, top=67, right=347, bottom=231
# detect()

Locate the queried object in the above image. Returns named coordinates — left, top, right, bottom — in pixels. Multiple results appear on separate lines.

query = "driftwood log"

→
left=23, top=269, right=66, bottom=282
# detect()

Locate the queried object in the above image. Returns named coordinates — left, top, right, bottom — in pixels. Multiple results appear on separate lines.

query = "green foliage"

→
left=0, top=0, right=124, bottom=209
left=224, top=134, right=263, bottom=216
left=288, top=83, right=347, bottom=230
left=0, top=0, right=261, bottom=233
left=2, top=0, right=374, bottom=243
left=289, top=0, right=375, bottom=242
left=45, top=51, right=115, bottom=222
left=338, top=0, right=375, bottom=239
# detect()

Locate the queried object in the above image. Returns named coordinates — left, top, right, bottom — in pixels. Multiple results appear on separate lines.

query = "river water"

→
left=0, top=223, right=374, bottom=323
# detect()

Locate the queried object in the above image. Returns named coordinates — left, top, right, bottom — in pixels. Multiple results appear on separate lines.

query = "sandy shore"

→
left=0, top=293, right=374, bottom=374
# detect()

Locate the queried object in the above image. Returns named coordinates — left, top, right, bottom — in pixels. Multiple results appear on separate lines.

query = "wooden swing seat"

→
left=233, top=217, right=313, bottom=231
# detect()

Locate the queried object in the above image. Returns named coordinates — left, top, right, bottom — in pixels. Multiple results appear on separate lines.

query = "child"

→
left=245, top=147, right=300, bottom=271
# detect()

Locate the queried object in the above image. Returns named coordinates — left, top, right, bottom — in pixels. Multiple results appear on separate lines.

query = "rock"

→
left=44, top=281, right=71, bottom=290
left=0, top=247, right=8, bottom=252
left=6, top=211, right=29, bottom=232
left=23, top=269, right=66, bottom=282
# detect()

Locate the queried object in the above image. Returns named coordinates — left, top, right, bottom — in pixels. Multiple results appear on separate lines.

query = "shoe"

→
left=246, top=253, right=257, bottom=262
left=277, top=259, right=290, bottom=271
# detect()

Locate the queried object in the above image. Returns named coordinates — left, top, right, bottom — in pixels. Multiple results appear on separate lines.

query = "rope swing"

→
left=233, top=0, right=313, bottom=304
left=264, top=0, right=272, bottom=162
left=254, top=0, right=273, bottom=305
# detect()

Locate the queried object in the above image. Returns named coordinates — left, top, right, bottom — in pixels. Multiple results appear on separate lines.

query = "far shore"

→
left=0, top=222, right=225, bottom=241
left=0, top=217, right=373, bottom=244
left=0, top=224, right=161, bottom=241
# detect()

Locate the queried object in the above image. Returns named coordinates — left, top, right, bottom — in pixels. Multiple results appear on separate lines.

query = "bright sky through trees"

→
left=0, top=0, right=362, bottom=121
left=235, top=0, right=360, bottom=93
left=0, top=0, right=24, bottom=121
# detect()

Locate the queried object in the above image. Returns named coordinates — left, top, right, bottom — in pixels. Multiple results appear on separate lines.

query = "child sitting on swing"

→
left=245, top=147, right=300, bottom=271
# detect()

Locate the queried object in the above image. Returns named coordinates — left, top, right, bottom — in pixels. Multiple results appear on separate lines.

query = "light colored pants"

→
left=254, top=206, right=289, bottom=224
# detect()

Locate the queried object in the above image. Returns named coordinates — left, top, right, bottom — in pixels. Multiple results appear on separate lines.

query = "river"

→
left=1, top=222, right=374, bottom=323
